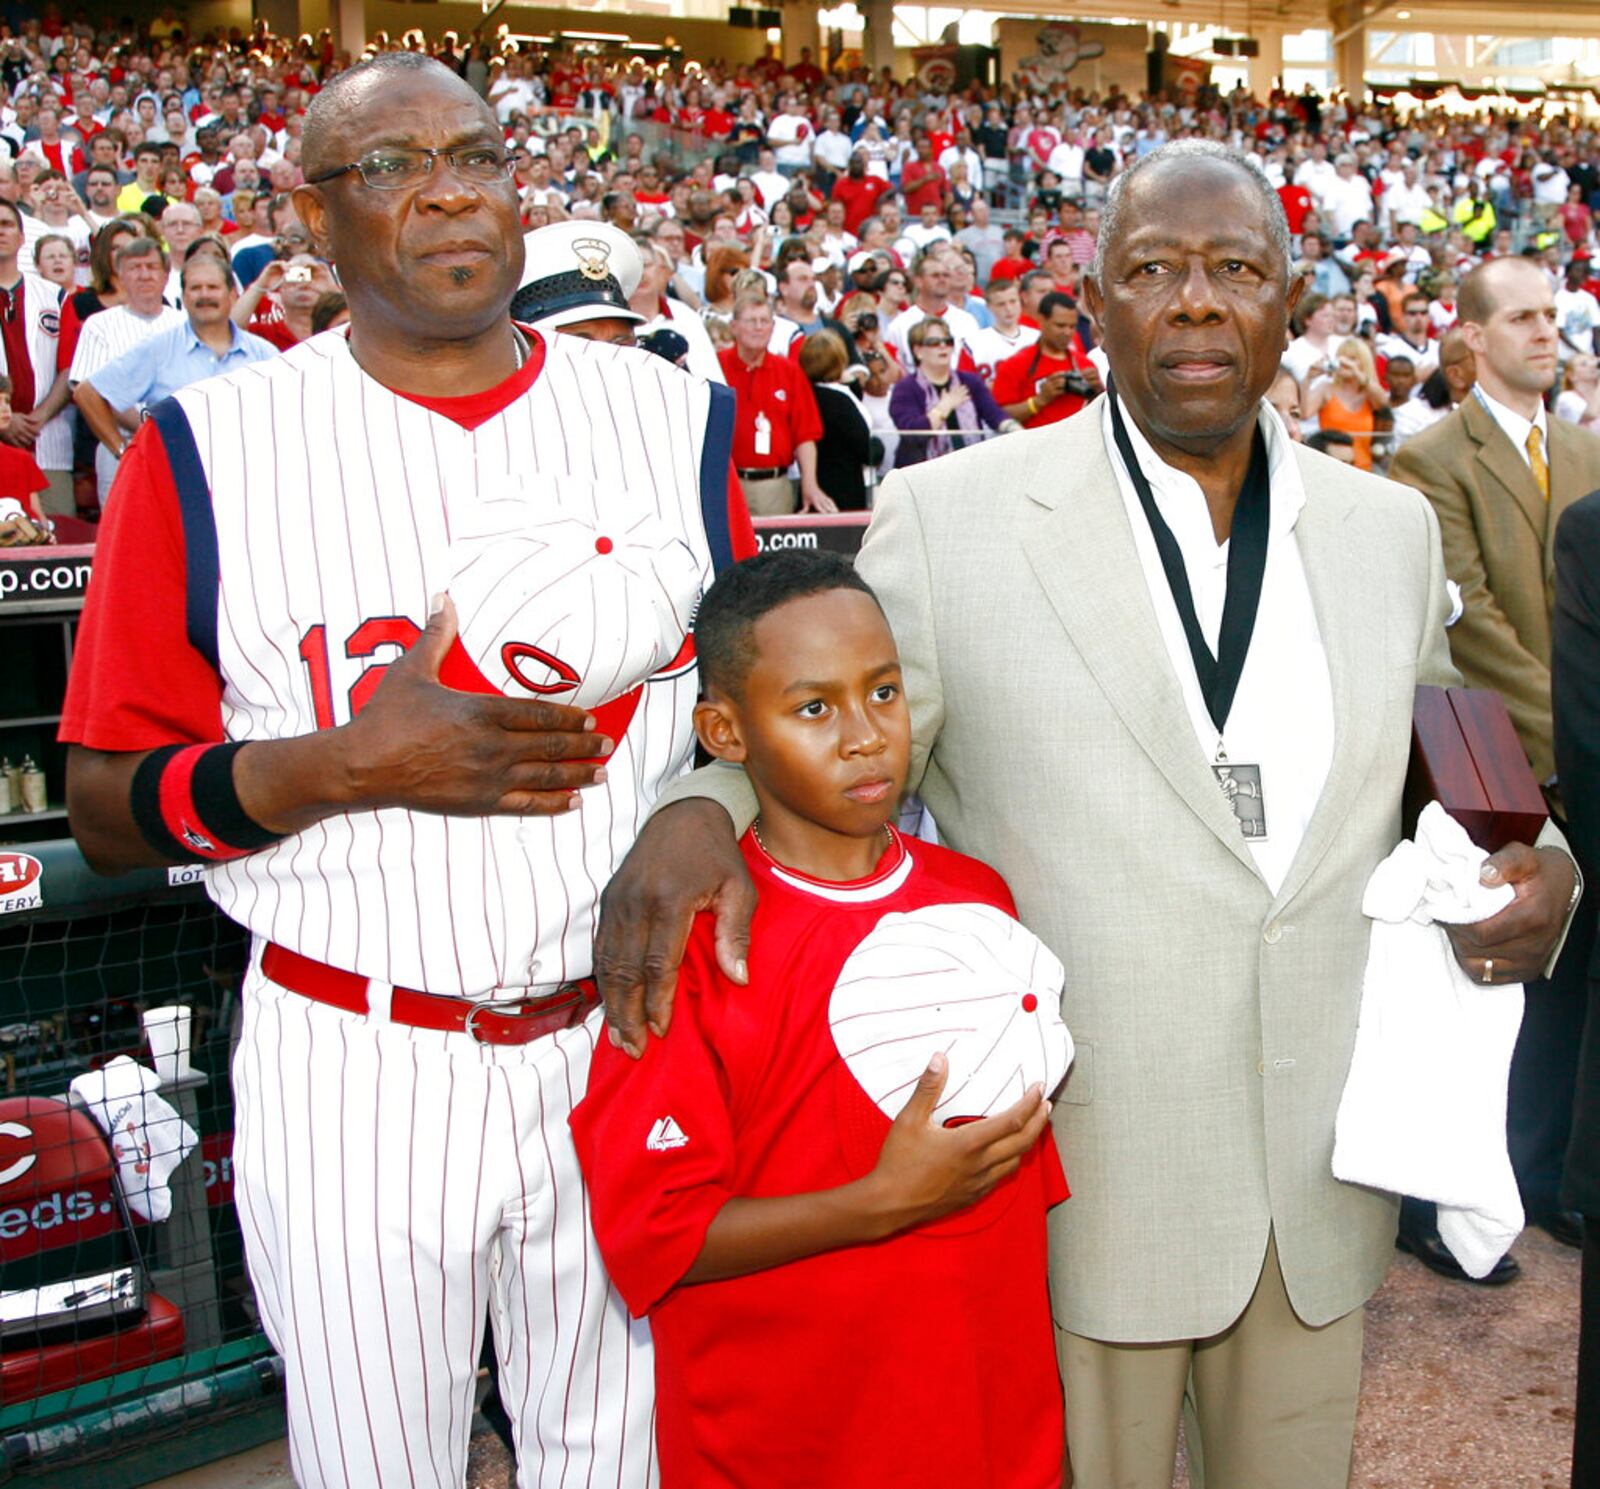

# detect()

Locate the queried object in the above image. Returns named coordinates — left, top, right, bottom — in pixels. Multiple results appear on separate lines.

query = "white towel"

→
left=1332, top=802, right=1524, bottom=1278
left=69, top=1056, right=198, bottom=1223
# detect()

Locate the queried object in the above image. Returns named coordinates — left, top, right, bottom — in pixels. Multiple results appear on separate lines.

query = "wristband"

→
left=130, top=742, right=285, bottom=863
left=1027, top=396, right=1039, bottom=415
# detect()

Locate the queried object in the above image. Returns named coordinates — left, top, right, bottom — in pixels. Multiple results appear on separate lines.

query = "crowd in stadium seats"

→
left=0, top=10, right=1599, bottom=535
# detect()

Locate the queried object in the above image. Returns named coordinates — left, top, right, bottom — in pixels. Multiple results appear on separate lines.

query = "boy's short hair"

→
left=1306, top=428, right=1354, bottom=455
left=696, top=550, right=881, bottom=701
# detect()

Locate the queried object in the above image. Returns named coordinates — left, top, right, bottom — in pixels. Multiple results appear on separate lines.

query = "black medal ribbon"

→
left=1106, top=379, right=1271, bottom=740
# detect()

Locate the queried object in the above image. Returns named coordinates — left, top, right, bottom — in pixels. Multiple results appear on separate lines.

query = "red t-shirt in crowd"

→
left=0, top=443, right=47, bottom=518
left=571, top=829, right=1068, bottom=1489
left=33, top=139, right=86, bottom=177
left=991, top=340, right=1097, bottom=427
left=717, top=345, right=824, bottom=470
left=60, top=333, right=755, bottom=751
left=987, top=253, right=1034, bottom=284
left=1277, top=183, right=1314, bottom=234
left=830, top=173, right=890, bottom=234
left=901, top=159, right=947, bottom=216
left=247, top=315, right=301, bottom=352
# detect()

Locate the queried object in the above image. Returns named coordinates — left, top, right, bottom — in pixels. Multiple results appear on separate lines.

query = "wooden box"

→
left=1403, top=685, right=1549, bottom=853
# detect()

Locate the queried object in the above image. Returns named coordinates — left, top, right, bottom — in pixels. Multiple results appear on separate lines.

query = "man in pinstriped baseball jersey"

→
left=61, top=54, right=753, bottom=1487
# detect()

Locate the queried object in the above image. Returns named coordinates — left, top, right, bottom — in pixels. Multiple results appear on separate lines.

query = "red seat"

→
left=0, top=1292, right=185, bottom=1403
left=0, top=1097, right=187, bottom=1404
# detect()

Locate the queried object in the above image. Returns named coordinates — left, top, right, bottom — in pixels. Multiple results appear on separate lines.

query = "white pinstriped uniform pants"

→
left=231, top=964, right=656, bottom=1489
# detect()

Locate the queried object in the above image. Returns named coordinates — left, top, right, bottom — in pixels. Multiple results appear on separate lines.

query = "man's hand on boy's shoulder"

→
left=596, top=799, right=757, bottom=1059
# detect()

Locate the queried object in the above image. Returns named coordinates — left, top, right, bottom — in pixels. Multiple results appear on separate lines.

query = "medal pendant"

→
left=1213, top=750, right=1268, bottom=841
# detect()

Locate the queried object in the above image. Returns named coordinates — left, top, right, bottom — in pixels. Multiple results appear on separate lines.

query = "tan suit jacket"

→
left=1389, top=394, right=1600, bottom=783
left=659, top=405, right=1568, bottom=1343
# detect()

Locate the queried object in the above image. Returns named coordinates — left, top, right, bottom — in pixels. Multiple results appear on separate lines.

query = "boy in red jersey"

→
left=571, top=550, right=1071, bottom=1489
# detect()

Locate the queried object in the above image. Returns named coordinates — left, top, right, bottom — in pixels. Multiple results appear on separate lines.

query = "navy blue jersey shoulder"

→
left=698, top=381, right=737, bottom=575
left=147, top=397, right=220, bottom=672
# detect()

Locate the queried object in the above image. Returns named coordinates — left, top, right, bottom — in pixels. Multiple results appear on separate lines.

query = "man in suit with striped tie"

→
left=1392, top=254, right=1600, bottom=1276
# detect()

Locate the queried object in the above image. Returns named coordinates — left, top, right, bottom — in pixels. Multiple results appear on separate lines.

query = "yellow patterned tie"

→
left=1526, top=425, right=1550, bottom=501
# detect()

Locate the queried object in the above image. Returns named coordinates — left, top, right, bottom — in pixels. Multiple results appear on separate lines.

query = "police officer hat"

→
left=512, top=219, right=648, bottom=330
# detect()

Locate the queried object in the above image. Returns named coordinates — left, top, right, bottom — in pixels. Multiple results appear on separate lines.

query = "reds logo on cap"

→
left=438, top=474, right=701, bottom=754
left=829, top=902, right=1073, bottom=1125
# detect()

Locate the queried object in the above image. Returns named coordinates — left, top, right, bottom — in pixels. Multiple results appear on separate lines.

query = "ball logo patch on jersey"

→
left=437, top=476, right=701, bottom=756
left=829, top=903, right=1073, bottom=1126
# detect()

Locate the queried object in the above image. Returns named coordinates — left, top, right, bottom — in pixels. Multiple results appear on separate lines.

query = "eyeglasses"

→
left=306, top=145, right=514, bottom=191
left=919, top=337, right=954, bottom=348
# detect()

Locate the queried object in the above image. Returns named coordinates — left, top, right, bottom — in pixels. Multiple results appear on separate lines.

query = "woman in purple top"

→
left=889, top=316, right=1015, bottom=468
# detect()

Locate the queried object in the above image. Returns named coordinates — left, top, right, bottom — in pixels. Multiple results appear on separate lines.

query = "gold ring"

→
left=1482, top=958, right=1495, bottom=984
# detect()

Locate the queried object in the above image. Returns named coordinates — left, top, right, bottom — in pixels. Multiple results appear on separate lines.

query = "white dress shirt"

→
left=1471, top=384, right=1546, bottom=470
left=1103, top=398, right=1336, bottom=893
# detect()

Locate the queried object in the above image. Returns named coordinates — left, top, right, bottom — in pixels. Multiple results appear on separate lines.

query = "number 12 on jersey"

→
left=298, top=617, right=423, bottom=729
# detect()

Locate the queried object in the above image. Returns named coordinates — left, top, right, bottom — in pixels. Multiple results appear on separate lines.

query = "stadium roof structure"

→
left=975, top=0, right=1600, bottom=39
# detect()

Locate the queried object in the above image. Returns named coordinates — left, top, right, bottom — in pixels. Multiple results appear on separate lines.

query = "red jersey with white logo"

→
left=61, top=329, right=753, bottom=997
left=571, top=830, right=1068, bottom=1489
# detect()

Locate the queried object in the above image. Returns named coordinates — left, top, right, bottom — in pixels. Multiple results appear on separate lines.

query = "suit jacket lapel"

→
left=1019, top=417, right=1265, bottom=881
left=1270, top=465, right=1387, bottom=914
left=1465, top=394, right=1547, bottom=546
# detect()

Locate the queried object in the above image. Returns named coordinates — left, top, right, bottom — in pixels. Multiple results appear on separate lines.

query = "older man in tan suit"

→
left=596, top=145, right=1580, bottom=1487
left=1392, top=258, right=1600, bottom=1262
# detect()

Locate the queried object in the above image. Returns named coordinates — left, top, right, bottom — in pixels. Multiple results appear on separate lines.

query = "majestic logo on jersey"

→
left=573, top=237, right=613, bottom=281
left=645, top=1116, right=689, bottom=1151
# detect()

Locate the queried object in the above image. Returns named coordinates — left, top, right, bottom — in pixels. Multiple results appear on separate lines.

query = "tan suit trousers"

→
left=1057, top=1233, right=1364, bottom=1489
left=738, top=474, right=796, bottom=516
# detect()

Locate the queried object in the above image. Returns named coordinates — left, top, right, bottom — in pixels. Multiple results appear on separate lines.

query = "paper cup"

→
left=143, top=1005, right=194, bottom=1086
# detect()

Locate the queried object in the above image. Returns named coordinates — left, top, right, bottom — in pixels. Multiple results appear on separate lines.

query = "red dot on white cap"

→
left=1021, top=993, right=1038, bottom=1013
left=595, top=536, right=614, bottom=555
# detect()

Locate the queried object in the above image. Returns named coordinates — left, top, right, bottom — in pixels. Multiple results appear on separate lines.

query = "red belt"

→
left=260, top=943, right=598, bottom=1046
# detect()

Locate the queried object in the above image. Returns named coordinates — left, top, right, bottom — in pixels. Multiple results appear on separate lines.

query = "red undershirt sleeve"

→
left=56, top=296, right=83, bottom=374
left=727, top=463, right=758, bottom=560
left=59, top=419, right=225, bottom=751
